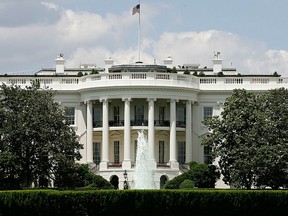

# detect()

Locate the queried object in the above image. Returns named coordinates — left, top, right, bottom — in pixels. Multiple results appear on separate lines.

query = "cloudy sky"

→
left=1, top=0, right=288, bottom=76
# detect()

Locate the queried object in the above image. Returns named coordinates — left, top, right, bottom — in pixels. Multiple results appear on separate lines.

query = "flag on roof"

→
left=132, top=4, right=140, bottom=15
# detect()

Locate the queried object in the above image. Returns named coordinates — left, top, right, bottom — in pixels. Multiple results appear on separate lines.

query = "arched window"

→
left=160, top=175, right=168, bottom=189
left=110, top=175, right=119, bottom=189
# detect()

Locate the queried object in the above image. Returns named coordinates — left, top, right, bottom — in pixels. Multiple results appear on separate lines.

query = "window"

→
left=203, top=107, right=213, bottom=120
left=113, top=106, right=120, bottom=125
left=159, top=106, right=165, bottom=123
left=204, top=146, right=213, bottom=164
left=93, top=106, right=102, bottom=127
left=159, top=141, right=165, bottom=164
left=114, top=141, right=120, bottom=164
left=65, top=107, right=75, bottom=125
left=134, top=105, right=144, bottom=125
left=176, top=107, right=186, bottom=127
left=178, top=141, right=186, bottom=164
left=93, top=142, right=101, bottom=164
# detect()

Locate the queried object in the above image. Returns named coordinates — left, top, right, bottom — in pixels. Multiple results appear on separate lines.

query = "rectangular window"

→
left=159, top=106, right=165, bottom=123
left=176, top=107, right=186, bottom=127
left=65, top=107, right=75, bottom=125
left=93, top=107, right=102, bottom=127
left=203, top=107, right=213, bottom=120
left=134, top=105, right=144, bottom=125
left=114, top=141, right=120, bottom=164
left=113, top=106, right=120, bottom=125
left=204, top=146, right=213, bottom=164
left=159, top=141, right=165, bottom=164
left=93, top=142, right=101, bottom=164
left=178, top=141, right=186, bottom=164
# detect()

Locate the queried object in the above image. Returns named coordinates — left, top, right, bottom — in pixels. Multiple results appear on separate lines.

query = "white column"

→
left=122, top=98, right=131, bottom=169
left=86, top=100, right=93, bottom=163
left=148, top=98, right=156, bottom=168
left=100, top=98, right=109, bottom=169
left=169, top=99, right=178, bottom=168
left=185, top=100, right=192, bottom=163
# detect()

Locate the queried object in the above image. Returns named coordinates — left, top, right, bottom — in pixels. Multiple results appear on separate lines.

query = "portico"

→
left=84, top=96, right=195, bottom=171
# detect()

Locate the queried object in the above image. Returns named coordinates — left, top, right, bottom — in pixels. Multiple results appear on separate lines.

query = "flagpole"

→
left=138, top=0, right=141, bottom=62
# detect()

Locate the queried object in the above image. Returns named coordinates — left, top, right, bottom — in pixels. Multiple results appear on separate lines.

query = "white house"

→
left=2, top=53, right=287, bottom=189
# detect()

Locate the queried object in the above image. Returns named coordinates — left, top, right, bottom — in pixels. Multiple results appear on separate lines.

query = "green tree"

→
left=164, top=161, right=219, bottom=189
left=91, top=69, right=99, bottom=74
left=54, top=163, right=113, bottom=189
left=203, top=88, right=288, bottom=189
left=252, top=88, right=288, bottom=189
left=179, top=179, right=195, bottom=190
left=189, top=162, right=220, bottom=188
left=183, top=69, right=190, bottom=75
left=171, top=67, right=177, bottom=73
left=0, top=81, right=82, bottom=189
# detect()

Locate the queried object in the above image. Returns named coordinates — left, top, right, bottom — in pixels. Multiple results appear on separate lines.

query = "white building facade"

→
left=2, top=54, right=288, bottom=189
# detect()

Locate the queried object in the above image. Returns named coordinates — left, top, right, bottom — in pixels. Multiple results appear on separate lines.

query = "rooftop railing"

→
left=1, top=73, right=287, bottom=91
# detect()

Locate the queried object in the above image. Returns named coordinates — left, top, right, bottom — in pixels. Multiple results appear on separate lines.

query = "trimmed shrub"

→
left=0, top=190, right=288, bottom=216
left=179, top=179, right=195, bottom=190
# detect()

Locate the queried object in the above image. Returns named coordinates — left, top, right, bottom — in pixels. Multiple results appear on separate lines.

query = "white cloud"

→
left=41, top=2, right=59, bottom=11
left=150, top=30, right=288, bottom=76
left=0, top=3, right=288, bottom=77
left=61, top=27, right=288, bottom=76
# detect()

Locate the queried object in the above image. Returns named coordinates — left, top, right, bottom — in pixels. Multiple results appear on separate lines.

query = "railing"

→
left=93, top=121, right=103, bottom=128
left=109, top=120, right=124, bottom=127
left=130, top=120, right=148, bottom=126
left=2, top=74, right=287, bottom=91
left=93, top=120, right=188, bottom=128
left=154, top=120, right=170, bottom=126
left=176, top=121, right=186, bottom=128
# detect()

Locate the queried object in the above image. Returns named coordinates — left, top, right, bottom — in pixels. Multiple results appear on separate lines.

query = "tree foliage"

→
left=55, top=164, right=114, bottom=189
left=179, top=179, right=195, bottom=190
left=164, top=161, right=220, bottom=189
left=0, top=81, right=82, bottom=189
left=203, top=88, right=288, bottom=189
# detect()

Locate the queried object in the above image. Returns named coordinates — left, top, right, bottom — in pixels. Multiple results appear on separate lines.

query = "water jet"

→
left=133, top=130, right=156, bottom=189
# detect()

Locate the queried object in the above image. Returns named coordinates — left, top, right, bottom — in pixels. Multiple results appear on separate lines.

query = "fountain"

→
left=133, top=130, right=156, bottom=189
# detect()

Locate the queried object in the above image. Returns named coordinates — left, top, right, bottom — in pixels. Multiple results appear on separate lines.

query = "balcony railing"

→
left=154, top=120, right=170, bottom=126
left=93, top=121, right=102, bottom=128
left=2, top=74, right=287, bottom=92
left=176, top=121, right=186, bottom=128
left=109, top=120, right=124, bottom=126
left=93, top=120, right=187, bottom=128
left=130, top=120, right=148, bottom=126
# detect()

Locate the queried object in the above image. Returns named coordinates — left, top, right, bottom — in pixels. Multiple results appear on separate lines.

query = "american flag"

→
left=132, top=4, right=140, bottom=15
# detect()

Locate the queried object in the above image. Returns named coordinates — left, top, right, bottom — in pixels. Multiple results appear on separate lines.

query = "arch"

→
left=160, top=175, right=168, bottom=189
left=110, top=175, right=119, bottom=189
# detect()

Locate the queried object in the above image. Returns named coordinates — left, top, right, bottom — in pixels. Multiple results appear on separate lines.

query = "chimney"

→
left=55, top=53, right=65, bottom=74
left=104, top=57, right=114, bottom=73
left=212, top=51, right=222, bottom=74
left=163, top=56, right=173, bottom=67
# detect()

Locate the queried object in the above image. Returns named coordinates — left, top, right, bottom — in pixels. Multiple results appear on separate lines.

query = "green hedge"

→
left=0, top=190, right=287, bottom=216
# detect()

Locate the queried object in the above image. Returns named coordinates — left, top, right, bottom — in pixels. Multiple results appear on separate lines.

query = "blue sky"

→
left=0, top=0, right=288, bottom=76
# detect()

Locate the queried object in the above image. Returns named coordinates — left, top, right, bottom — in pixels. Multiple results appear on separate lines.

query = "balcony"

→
left=109, top=120, right=124, bottom=127
left=130, top=120, right=148, bottom=126
left=93, top=120, right=187, bottom=128
left=176, top=121, right=186, bottom=128
left=154, top=120, right=170, bottom=126
left=93, top=121, right=103, bottom=128
left=2, top=73, right=287, bottom=92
